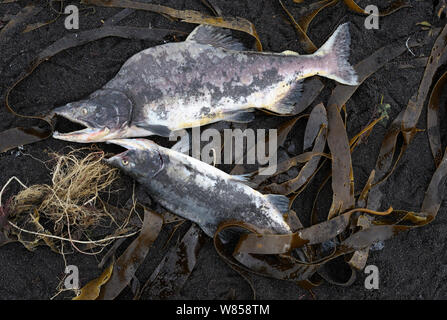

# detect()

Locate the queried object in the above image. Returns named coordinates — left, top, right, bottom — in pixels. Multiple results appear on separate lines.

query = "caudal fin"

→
left=315, top=23, right=358, bottom=86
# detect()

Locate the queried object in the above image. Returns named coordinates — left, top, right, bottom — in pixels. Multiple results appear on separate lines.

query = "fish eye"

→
left=122, top=159, right=129, bottom=166
left=81, top=108, right=88, bottom=115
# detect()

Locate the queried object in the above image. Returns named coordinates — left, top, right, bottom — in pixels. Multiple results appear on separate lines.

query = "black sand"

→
left=0, top=0, right=446, bottom=299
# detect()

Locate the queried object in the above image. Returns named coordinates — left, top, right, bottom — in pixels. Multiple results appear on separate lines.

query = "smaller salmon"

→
left=105, top=138, right=292, bottom=239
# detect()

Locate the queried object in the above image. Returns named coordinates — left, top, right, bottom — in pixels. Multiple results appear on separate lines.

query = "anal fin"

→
left=133, top=122, right=172, bottom=137
left=263, top=80, right=303, bottom=115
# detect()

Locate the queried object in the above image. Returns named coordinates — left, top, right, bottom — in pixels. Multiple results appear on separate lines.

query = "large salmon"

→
left=53, top=23, right=358, bottom=142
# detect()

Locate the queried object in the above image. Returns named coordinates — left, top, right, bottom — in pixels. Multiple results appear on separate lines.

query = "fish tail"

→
left=314, top=22, right=358, bottom=86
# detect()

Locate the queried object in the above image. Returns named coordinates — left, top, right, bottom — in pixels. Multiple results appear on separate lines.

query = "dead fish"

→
left=105, top=138, right=292, bottom=239
left=54, top=23, right=358, bottom=143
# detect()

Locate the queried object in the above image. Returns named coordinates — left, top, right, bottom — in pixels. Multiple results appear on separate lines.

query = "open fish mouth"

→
left=104, top=139, right=151, bottom=165
left=53, top=126, right=112, bottom=142
left=53, top=109, right=113, bottom=142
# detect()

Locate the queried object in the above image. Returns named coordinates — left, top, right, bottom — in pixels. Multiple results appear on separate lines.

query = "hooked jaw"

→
left=53, top=127, right=114, bottom=143
left=52, top=105, right=152, bottom=142
left=53, top=104, right=117, bottom=142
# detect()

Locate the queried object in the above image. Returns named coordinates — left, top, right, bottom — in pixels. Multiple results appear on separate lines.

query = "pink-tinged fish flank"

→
left=53, top=23, right=357, bottom=143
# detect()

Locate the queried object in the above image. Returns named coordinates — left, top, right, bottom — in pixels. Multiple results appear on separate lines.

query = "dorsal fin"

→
left=263, top=80, right=303, bottom=115
left=186, top=24, right=246, bottom=51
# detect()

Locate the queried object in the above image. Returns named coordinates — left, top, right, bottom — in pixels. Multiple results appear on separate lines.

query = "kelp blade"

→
left=0, top=127, right=52, bottom=153
left=73, top=262, right=114, bottom=300
left=343, top=0, right=411, bottom=16
left=261, top=103, right=327, bottom=195
left=81, top=0, right=263, bottom=51
left=427, top=71, right=447, bottom=166
left=279, top=0, right=316, bottom=53
left=139, top=224, right=205, bottom=299
left=98, top=209, right=163, bottom=300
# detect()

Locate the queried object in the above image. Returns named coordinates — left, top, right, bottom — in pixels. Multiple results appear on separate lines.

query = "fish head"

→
left=53, top=89, right=133, bottom=142
left=106, top=139, right=164, bottom=180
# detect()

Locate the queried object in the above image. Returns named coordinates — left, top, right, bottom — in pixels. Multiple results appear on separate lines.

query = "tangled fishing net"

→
left=0, top=148, right=140, bottom=255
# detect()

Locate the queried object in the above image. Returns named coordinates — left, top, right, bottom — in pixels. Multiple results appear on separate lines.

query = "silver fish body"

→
left=54, top=23, right=358, bottom=142
left=106, top=139, right=292, bottom=238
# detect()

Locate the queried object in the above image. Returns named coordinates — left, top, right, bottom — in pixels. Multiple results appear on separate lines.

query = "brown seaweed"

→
left=279, top=0, right=316, bottom=53
left=73, top=262, right=114, bottom=300
left=260, top=103, right=328, bottom=195
left=427, top=71, right=447, bottom=166
left=343, top=0, right=411, bottom=17
left=212, top=20, right=447, bottom=290
left=138, top=224, right=205, bottom=299
left=97, top=209, right=163, bottom=300
left=81, top=0, right=263, bottom=51
left=0, top=4, right=42, bottom=41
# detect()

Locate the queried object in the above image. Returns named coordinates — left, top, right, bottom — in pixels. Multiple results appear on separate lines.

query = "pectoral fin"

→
left=133, top=122, right=172, bottom=137
left=262, top=80, right=303, bottom=115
